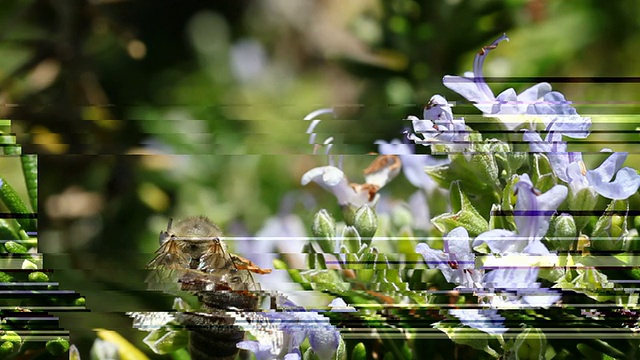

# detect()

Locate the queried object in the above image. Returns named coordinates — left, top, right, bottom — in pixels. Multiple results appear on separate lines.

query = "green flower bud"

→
left=342, top=226, right=361, bottom=253
left=468, top=153, right=500, bottom=190
left=547, top=214, right=577, bottom=251
left=514, top=327, right=546, bottom=360
left=312, top=209, right=336, bottom=253
left=0, top=341, right=14, bottom=356
left=390, top=205, right=413, bottom=230
left=354, top=205, right=377, bottom=244
left=352, top=342, right=367, bottom=360
left=46, top=338, right=70, bottom=356
left=0, top=331, right=21, bottom=344
left=342, top=205, right=357, bottom=226
left=4, top=241, right=27, bottom=254
left=507, top=152, right=527, bottom=174
left=0, top=271, right=12, bottom=282
left=28, top=271, right=49, bottom=282
left=69, top=345, right=81, bottom=360
left=74, top=297, right=86, bottom=306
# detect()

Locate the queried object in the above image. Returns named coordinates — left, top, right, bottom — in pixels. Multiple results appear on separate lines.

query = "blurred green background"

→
left=0, top=0, right=638, bottom=357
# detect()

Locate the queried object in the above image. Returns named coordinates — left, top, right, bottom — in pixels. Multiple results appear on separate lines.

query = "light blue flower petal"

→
left=522, top=292, right=561, bottom=308
left=484, top=267, right=538, bottom=290
left=473, top=229, right=525, bottom=254
left=443, top=75, right=494, bottom=113
left=587, top=166, right=640, bottom=200
left=416, top=243, right=448, bottom=271
left=308, top=327, right=341, bottom=360
left=443, top=227, right=471, bottom=255
left=423, top=95, right=453, bottom=121
left=237, top=341, right=273, bottom=360
left=518, top=83, right=552, bottom=105
left=588, top=152, right=628, bottom=183
left=448, top=309, right=507, bottom=334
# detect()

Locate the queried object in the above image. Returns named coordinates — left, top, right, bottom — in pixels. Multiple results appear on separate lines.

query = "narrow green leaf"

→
left=0, top=178, right=36, bottom=232
left=21, top=155, right=37, bottom=212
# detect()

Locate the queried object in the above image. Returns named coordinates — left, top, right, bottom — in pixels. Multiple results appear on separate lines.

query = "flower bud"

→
left=547, top=214, right=577, bottom=251
left=312, top=209, right=336, bottom=253
left=390, top=205, right=413, bottom=230
left=0, top=342, right=14, bottom=357
left=3, top=241, right=27, bottom=254
left=341, top=226, right=361, bottom=254
left=69, top=345, right=81, bottom=360
left=514, top=327, right=546, bottom=360
left=308, top=327, right=340, bottom=360
left=468, top=153, right=500, bottom=190
left=46, top=338, right=70, bottom=356
left=351, top=342, right=366, bottom=360
left=28, top=271, right=49, bottom=282
left=507, top=152, right=527, bottom=174
left=354, top=205, right=377, bottom=244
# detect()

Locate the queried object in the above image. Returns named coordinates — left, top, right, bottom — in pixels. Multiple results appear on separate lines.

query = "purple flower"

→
left=376, top=139, right=447, bottom=191
left=239, top=300, right=341, bottom=360
left=443, top=34, right=553, bottom=131
left=301, top=155, right=401, bottom=207
left=482, top=264, right=560, bottom=307
left=237, top=341, right=275, bottom=360
left=448, top=309, right=507, bottom=335
left=525, top=126, right=640, bottom=199
left=584, top=151, right=640, bottom=200
left=416, top=227, right=483, bottom=289
left=473, top=174, right=567, bottom=254
left=407, top=95, right=469, bottom=151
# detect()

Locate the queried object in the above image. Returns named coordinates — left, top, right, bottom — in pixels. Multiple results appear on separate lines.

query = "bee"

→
left=136, top=216, right=273, bottom=360
left=146, top=216, right=270, bottom=294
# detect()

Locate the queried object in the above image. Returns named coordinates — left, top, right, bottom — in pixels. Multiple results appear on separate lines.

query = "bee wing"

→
left=145, top=267, right=185, bottom=291
left=145, top=240, right=190, bottom=291
left=147, top=240, right=190, bottom=269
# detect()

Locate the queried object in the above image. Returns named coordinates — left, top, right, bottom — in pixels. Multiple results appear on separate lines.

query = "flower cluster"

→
left=237, top=297, right=343, bottom=360
left=297, top=33, right=640, bottom=359
left=406, top=34, right=640, bottom=337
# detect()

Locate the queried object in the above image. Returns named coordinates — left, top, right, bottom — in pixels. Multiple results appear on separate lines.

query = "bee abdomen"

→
left=176, top=312, right=245, bottom=360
